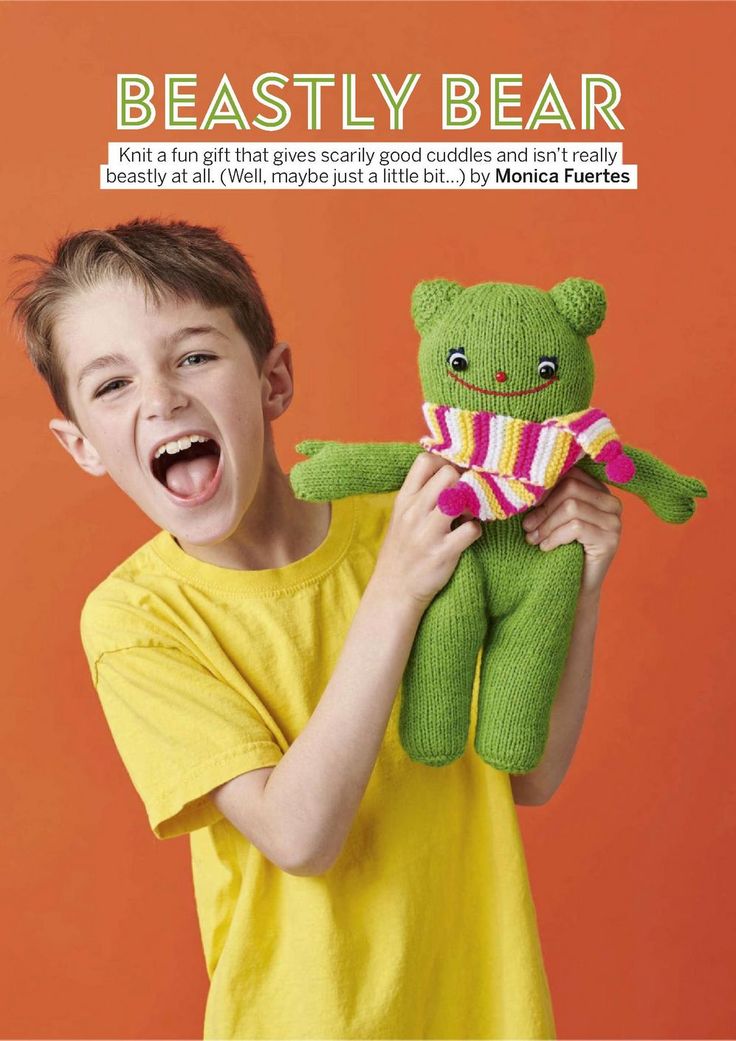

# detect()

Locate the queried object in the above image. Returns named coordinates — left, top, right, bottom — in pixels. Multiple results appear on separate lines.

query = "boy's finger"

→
left=416, top=462, right=464, bottom=514
left=570, top=464, right=612, bottom=493
left=527, top=497, right=620, bottom=546
left=445, top=516, right=483, bottom=554
left=523, top=472, right=621, bottom=531
left=400, top=450, right=453, bottom=496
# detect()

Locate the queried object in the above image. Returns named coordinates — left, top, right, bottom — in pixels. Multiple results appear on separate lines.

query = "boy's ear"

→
left=261, top=341, right=294, bottom=421
left=48, top=418, right=107, bottom=476
left=411, top=279, right=464, bottom=335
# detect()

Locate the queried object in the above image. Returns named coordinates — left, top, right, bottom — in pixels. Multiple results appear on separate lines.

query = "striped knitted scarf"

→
left=421, top=402, right=636, bottom=521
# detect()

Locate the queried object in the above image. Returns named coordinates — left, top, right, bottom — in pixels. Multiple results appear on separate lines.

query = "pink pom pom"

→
left=438, top=483, right=481, bottom=517
left=605, top=454, right=636, bottom=483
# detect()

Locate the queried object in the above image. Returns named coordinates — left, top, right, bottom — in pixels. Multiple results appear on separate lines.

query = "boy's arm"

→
left=211, top=453, right=482, bottom=876
left=509, top=587, right=600, bottom=806
left=211, top=584, right=430, bottom=874
left=509, top=464, right=622, bottom=805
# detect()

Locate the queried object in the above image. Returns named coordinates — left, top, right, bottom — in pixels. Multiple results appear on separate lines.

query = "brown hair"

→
left=7, top=217, right=276, bottom=427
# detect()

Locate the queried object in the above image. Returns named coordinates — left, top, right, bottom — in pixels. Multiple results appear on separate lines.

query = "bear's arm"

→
left=290, top=440, right=425, bottom=501
left=576, top=444, right=707, bottom=524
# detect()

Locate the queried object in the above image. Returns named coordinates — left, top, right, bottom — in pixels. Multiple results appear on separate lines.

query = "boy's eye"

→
left=95, top=379, right=125, bottom=398
left=94, top=353, right=214, bottom=397
left=537, top=356, right=558, bottom=379
left=181, top=352, right=213, bottom=367
left=446, top=348, right=468, bottom=372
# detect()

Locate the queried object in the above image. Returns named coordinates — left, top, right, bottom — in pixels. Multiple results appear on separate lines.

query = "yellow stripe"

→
left=471, top=474, right=505, bottom=519
left=544, top=430, right=573, bottom=486
left=506, top=479, right=539, bottom=506
left=557, top=409, right=588, bottom=425
left=464, top=410, right=474, bottom=464
left=483, top=480, right=507, bottom=520
left=588, top=429, right=615, bottom=458
left=499, top=417, right=524, bottom=474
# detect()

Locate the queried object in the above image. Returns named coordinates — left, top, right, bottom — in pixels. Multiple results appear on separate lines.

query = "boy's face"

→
left=50, top=278, right=291, bottom=548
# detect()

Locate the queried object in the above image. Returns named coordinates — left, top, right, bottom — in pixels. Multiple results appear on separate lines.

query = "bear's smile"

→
left=447, top=371, right=559, bottom=396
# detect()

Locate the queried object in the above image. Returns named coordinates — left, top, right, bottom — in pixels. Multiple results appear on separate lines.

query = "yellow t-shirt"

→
left=80, top=492, right=556, bottom=1041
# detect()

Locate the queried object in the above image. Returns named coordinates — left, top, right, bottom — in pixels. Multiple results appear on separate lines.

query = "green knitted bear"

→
left=290, top=279, right=708, bottom=772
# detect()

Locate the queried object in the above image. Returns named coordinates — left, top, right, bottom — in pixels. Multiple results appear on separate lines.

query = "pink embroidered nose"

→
left=495, top=371, right=507, bottom=382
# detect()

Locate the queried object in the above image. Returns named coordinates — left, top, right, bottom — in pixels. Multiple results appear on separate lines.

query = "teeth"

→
left=154, top=433, right=210, bottom=460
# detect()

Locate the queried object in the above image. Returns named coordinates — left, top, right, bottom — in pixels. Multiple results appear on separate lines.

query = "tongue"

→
left=165, top=455, right=219, bottom=497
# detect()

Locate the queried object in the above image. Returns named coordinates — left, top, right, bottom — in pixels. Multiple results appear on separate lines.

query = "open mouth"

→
left=151, top=437, right=222, bottom=500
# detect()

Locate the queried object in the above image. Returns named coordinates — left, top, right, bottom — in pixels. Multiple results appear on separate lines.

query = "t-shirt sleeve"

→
left=89, top=643, right=284, bottom=840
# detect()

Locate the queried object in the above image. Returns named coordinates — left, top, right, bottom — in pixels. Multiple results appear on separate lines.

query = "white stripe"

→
left=486, top=414, right=507, bottom=471
left=577, top=415, right=613, bottom=449
left=464, top=472, right=496, bottom=521
left=495, top=478, right=524, bottom=512
left=529, top=425, right=558, bottom=485
left=447, top=409, right=463, bottom=455
left=495, top=476, right=528, bottom=511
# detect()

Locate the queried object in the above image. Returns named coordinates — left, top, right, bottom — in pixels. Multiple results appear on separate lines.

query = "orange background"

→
left=1, top=2, right=733, bottom=1038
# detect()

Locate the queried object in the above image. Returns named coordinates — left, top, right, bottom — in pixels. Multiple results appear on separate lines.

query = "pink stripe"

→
left=434, top=405, right=452, bottom=451
left=566, top=408, right=605, bottom=434
left=514, top=422, right=541, bottom=478
left=470, top=411, right=490, bottom=468
left=482, top=474, right=516, bottom=516
left=560, top=439, right=583, bottom=477
left=594, top=440, right=621, bottom=462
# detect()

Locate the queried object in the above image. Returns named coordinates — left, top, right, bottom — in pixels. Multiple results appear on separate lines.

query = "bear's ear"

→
left=411, top=279, right=464, bottom=335
left=549, top=278, right=607, bottom=337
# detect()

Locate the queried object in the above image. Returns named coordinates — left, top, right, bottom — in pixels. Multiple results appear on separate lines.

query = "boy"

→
left=10, top=218, right=621, bottom=1040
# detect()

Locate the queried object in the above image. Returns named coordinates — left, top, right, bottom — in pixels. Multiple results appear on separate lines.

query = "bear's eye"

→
left=447, top=348, right=468, bottom=372
left=538, top=356, right=558, bottom=380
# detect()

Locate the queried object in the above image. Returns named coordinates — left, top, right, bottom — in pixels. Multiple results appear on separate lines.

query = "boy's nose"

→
left=143, top=378, right=189, bottom=419
left=495, top=371, right=507, bottom=382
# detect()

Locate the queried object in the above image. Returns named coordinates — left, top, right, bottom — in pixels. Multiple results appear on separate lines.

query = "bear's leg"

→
left=399, top=546, right=487, bottom=766
left=475, top=540, right=584, bottom=773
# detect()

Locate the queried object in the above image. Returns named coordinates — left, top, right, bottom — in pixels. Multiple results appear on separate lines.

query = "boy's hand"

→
left=521, top=466, right=623, bottom=595
left=371, top=452, right=482, bottom=611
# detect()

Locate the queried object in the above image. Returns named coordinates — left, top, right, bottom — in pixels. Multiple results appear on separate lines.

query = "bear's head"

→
left=412, top=277, right=606, bottom=421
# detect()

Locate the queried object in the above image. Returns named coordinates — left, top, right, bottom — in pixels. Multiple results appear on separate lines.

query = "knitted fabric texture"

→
left=421, top=401, right=637, bottom=521
left=289, top=277, right=708, bottom=774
